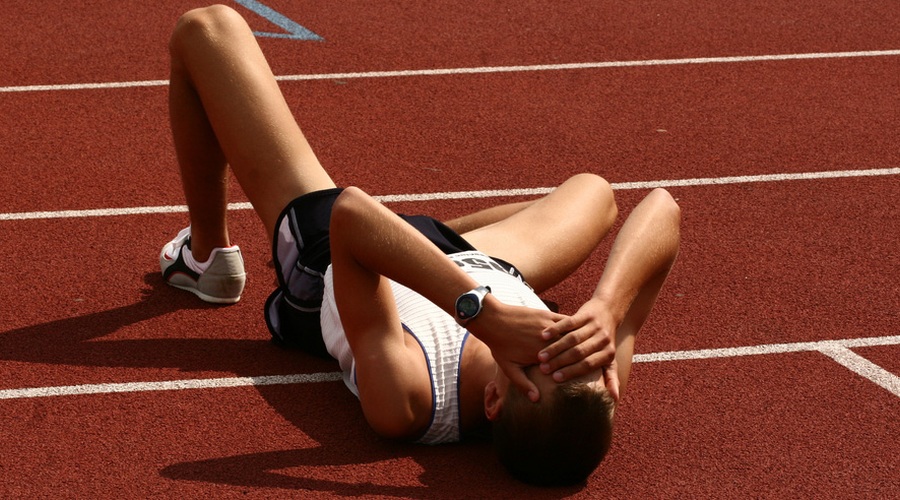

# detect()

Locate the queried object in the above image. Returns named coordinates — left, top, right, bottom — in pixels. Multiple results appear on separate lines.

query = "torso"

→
left=321, top=250, right=548, bottom=444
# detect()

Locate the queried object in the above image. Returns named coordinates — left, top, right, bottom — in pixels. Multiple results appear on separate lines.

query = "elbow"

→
left=371, top=419, right=422, bottom=441
left=363, top=407, right=425, bottom=441
left=647, top=187, right=682, bottom=263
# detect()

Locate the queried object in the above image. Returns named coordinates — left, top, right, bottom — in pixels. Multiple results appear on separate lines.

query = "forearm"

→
left=329, top=187, right=558, bottom=355
left=589, top=190, right=681, bottom=323
left=329, top=187, right=481, bottom=318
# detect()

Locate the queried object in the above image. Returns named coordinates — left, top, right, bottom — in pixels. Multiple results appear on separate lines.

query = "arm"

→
left=330, top=187, right=562, bottom=405
left=539, top=188, right=681, bottom=399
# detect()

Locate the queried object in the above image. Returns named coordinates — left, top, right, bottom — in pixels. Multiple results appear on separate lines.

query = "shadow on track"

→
left=0, top=273, right=579, bottom=496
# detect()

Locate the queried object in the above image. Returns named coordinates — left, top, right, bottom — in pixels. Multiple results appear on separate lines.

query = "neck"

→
left=458, top=335, right=497, bottom=434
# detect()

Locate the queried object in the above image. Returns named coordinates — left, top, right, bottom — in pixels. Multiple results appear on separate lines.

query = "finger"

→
left=604, top=366, right=620, bottom=402
left=549, top=347, right=614, bottom=382
left=538, top=327, right=591, bottom=364
left=539, top=334, right=590, bottom=372
left=541, top=315, right=584, bottom=339
left=503, top=364, right=541, bottom=402
left=546, top=311, right=569, bottom=323
left=541, top=331, right=611, bottom=373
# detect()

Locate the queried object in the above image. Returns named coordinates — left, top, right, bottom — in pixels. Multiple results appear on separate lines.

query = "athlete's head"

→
left=485, top=367, right=615, bottom=486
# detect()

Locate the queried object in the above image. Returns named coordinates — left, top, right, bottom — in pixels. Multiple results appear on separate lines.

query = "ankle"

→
left=190, top=245, right=213, bottom=264
left=189, top=234, right=230, bottom=263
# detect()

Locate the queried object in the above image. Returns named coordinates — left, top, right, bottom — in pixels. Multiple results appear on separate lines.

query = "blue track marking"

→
left=234, top=0, right=323, bottom=40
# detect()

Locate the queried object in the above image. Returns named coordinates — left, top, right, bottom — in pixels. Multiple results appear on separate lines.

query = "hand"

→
left=467, top=298, right=566, bottom=402
left=603, top=359, right=621, bottom=402
left=537, top=298, right=618, bottom=384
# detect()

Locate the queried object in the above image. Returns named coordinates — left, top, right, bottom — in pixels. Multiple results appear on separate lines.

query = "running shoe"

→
left=160, top=227, right=246, bottom=304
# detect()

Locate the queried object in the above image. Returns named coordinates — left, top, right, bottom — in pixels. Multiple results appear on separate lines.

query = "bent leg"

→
left=460, top=174, right=618, bottom=293
left=443, top=200, right=535, bottom=235
left=168, top=5, right=335, bottom=258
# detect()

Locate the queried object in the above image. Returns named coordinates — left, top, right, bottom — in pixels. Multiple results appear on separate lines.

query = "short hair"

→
left=491, top=380, right=615, bottom=486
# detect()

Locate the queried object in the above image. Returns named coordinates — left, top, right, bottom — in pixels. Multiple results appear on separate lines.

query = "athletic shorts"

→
left=264, top=187, right=477, bottom=358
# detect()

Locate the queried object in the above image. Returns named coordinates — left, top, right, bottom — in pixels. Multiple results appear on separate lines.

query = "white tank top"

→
left=320, top=250, right=549, bottom=444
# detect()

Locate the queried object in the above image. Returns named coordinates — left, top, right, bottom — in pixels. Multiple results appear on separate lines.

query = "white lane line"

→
left=0, top=372, right=343, bottom=400
left=632, top=336, right=900, bottom=363
left=609, top=167, right=900, bottom=190
left=2, top=167, right=898, bottom=222
left=817, top=345, right=900, bottom=397
left=0, top=204, right=192, bottom=221
left=634, top=336, right=900, bottom=397
left=2, top=335, right=896, bottom=401
left=276, top=49, right=900, bottom=82
left=2, top=49, right=899, bottom=93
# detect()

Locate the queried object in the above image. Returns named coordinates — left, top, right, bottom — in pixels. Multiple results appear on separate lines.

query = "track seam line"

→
left=2, top=335, right=897, bottom=401
left=1, top=167, right=898, bottom=222
left=2, top=49, right=899, bottom=93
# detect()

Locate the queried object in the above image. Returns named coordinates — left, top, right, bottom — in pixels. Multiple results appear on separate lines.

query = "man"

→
left=160, top=5, right=680, bottom=486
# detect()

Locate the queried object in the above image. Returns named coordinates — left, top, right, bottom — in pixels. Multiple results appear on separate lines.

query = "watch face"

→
left=458, top=295, right=479, bottom=319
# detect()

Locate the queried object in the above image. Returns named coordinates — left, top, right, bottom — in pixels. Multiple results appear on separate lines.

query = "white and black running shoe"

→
left=160, top=227, right=246, bottom=304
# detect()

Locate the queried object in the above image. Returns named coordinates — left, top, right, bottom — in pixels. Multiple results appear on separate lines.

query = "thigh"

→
left=171, top=5, right=336, bottom=236
left=461, top=174, right=616, bottom=293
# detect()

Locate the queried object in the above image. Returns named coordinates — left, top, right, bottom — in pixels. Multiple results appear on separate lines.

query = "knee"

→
left=169, top=5, right=246, bottom=58
left=566, top=173, right=618, bottom=222
left=647, top=188, right=682, bottom=226
left=330, top=187, right=368, bottom=228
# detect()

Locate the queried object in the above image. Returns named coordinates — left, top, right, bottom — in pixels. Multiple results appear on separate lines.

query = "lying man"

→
left=159, top=5, right=680, bottom=486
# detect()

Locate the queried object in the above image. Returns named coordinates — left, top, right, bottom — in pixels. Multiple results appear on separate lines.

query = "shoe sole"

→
left=166, top=271, right=245, bottom=304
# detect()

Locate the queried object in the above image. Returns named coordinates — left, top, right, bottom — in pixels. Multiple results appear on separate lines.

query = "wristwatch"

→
left=455, top=285, right=492, bottom=327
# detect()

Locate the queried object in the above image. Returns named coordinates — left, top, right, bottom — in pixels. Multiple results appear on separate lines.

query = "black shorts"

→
left=264, top=188, right=476, bottom=357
